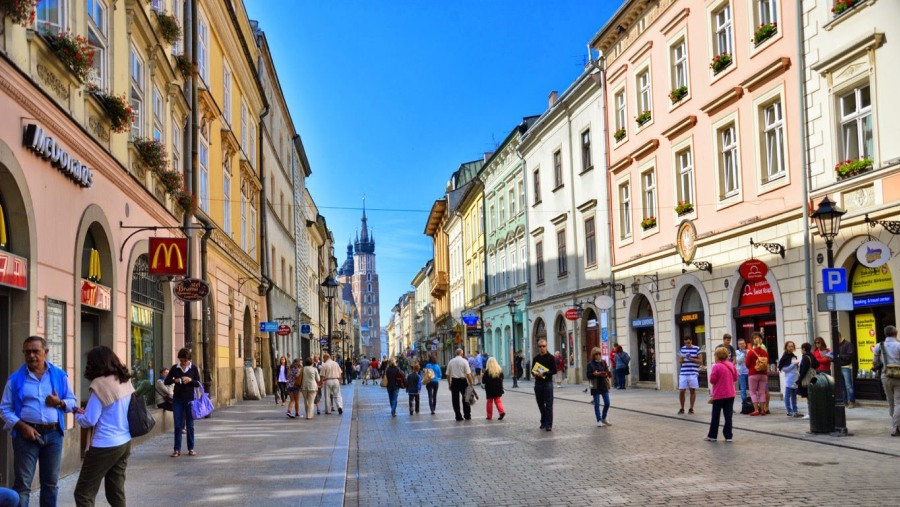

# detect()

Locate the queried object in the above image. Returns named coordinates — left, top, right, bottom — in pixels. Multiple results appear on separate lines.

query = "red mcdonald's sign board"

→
left=0, top=251, right=28, bottom=290
left=148, top=238, right=187, bottom=276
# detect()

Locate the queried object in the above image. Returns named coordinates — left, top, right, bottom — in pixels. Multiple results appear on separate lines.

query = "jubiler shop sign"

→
left=22, top=124, right=94, bottom=188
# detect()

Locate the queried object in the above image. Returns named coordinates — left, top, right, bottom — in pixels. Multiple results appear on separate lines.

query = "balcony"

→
left=430, top=271, right=449, bottom=298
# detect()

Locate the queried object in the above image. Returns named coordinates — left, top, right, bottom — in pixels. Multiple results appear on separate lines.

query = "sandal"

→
left=188, top=450, right=197, bottom=456
left=171, top=451, right=180, bottom=458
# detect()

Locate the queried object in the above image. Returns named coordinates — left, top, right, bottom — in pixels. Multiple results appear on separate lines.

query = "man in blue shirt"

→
left=678, top=336, right=702, bottom=415
left=0, top=336, right=78, bottom=507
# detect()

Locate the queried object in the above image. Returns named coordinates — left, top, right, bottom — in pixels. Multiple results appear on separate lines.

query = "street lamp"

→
left=508, top=299, right=519, bottom=388
left=320, top=275, right=339, bottom=356
left=339, top=318, right=347, bottom=383
left=811, top=196, right=849, bottom=436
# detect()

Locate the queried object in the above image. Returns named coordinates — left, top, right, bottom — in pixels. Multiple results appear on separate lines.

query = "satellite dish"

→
left=595, top=295, right=614, bottom=310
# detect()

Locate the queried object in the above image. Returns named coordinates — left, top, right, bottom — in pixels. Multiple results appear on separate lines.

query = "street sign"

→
left=276, top=324, right=291, bottom=336
left=739, top=259, right=768, bottom=281
left=300, top=324, right=311, bottom=334
left=173, top=278, right=209, bottom=302
left=260, top=321, right=278, bottom=333
left=318, top=338, right=328, bottom=345
left=823, top=268, right=847, bottom=293
left=816, top=292, right=854, bottom=312
left=564, top=308, right=579, bottom=321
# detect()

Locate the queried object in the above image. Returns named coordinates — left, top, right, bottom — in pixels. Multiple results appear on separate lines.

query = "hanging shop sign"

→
left=461, top=310, right=479, bottom=327
left=564, top=308, right=580, bottom=321
left=739, top=259, right=768, bottom=282
left=148, top=238, right=188, bottom=276
left=739, top=279, right=774, bottom=308
left=80, top=279, right=111, bottom=311
left=173, top=278, right=210, bottom=302
left=23, top=124, right=93, bottom=188
left=277, top=324, right=292, bottom=336
left=0, top=251, right=28, bottom=290
left=856, top=240, right=891, bottom=268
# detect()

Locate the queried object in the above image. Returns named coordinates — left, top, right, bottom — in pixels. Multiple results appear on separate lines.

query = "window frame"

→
left=637, top=68, right=652, bottom=117
left=553, top=150, right=563, bottom=189
left=223, top=170, right=231, bottom=235
left=86, top=0, right=107, bottom=89
left=584, top=216, right=596, bottom=268
left=197, top=11, right=209, bottom=82
left=713, top=3, right=734, bottom=57
left=712, top=112, right=742, bottom=205
left=619, top=179, right=632, bottom=240
left=838, top=83, right=873, bottom=162
left=581, top=129, right=592, bottom=172
left=35, top=0, right=67, bottom=35
left=674, top=143, right=695, bottom=210
left=535, top=240, right=545, bottom=285
left=152, top=85, right=164, bottom=142
left=614, top=88, right=627, bottom=132
left=129, top=45, right=145, bottom=139
left=508, top=188, right=516, bottom=219
left=641, top=166, right=656, bottom=222
left=223, top=63, right=232, bottom=125
left=532, top=168, right=542, bottom=204
left=556, top=229, right=567, bottom=278
left=198, top=129, right=209, bottom=213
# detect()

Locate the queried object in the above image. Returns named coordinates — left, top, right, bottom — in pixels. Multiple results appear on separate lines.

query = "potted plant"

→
left=669, top=86, right=688, bottom=104
left=675, top=201, right=694, bottom=215
left=174, top=53, right=193, bottom=80
left=709, top=53, right=732, bottom=74
left=640, top=216, right=657, bottom=230
left=87, top=84, right=133, bottom=134
left=156, top=11, right=182, bottom=46
left=175, top=187, right=197, bottom=214
left=0, top=0, right=38, bottom=26
left=613, top=127, right=626, bottom=142
left=635, top=110, right=652, bottom=126
left=132, top=137, right=168, bottom=174
left=158, top=169, right=184, bottom=195
left=44, top=30, right=95, bottom=83
left=834, top=157, right=873, bottom=179
left=753, top=22, right=777, bottom=45
left=832, top=0, right=857, bottom=16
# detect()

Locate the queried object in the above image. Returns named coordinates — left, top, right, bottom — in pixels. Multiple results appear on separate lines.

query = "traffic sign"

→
left=823, top=268, right=847, bottom=293
left=300, top=324, right=311, bottom=334
left=318, top=338, right=328, bottom=345
left=817, top=292, right=853, bottom=312
left=260, top=321, right=278, bottom=333
left=276, top=324, right=291, bottom=336
left=564, top=308, right=580, bottom=321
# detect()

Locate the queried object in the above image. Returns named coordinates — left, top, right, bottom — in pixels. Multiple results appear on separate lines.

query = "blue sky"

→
left=245, top=0, right=618, bottom=325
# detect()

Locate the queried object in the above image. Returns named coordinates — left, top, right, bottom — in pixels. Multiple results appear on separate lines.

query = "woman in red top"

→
left=744, top=334, right=769, bottom=416
left=813, top=337, right=832, bottom=373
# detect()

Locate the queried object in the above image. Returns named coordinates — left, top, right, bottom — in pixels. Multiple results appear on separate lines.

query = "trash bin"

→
left=807, top=373, right=835, bottom=434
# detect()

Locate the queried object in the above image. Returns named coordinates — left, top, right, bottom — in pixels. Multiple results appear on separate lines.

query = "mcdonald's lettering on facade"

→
left=22, top=124, right=94, bottom=188
left=148, top=238, right=188, bottom=275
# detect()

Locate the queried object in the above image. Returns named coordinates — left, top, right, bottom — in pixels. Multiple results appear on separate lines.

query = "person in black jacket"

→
left=483, top=357, right=506, bottom=420
left=797, top=342, right=819, bottom=401
left=164, top=348, right=201, bottom=457
left=586, top=347, right=612, bottom=426
left=532, top=340, right=557, bottom=431
left=385, top=359, right=404, bottom=417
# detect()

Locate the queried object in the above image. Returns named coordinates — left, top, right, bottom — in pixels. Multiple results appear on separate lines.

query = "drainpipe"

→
left=258, top=105, right=272, bottom=391
left=195, top=214, right=213, bottom=393
left=796, top=0, right=816, bottom=343
left=514, top=145, right=532, bottom=375
left=564, top=100, right=582, bottom=380
left=184, top=0, right=197, bottom=350
left=291, top=134, right=301, bottom=358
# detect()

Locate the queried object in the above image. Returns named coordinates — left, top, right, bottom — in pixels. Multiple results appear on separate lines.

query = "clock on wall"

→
left=676, top=220, right=697, bottom=264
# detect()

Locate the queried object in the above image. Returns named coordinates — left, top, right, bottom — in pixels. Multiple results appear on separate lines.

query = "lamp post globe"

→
left=507, top=299, right=518, bottom=388
left=811, top=196, right=850, bottom=436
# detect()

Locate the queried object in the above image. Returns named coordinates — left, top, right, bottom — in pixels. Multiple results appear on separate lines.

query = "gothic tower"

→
left=351, top=203, right=381, bottom=357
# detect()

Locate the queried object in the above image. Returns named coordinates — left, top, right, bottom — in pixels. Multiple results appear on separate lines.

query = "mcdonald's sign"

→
left=148, top=238, right=187, bottom=275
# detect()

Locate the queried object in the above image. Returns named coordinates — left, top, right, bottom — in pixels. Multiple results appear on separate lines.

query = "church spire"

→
left=354, top=197, right=375, bottom=255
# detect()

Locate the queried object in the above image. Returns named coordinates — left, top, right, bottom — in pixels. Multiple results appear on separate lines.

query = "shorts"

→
left=475, top=368, right=483, bottom=376
left=678, top=375, right=699, bottom=390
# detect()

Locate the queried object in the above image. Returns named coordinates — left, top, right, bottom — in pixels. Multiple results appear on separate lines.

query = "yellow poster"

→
left=851, top=265, right=893, bottom=293
left=855, top=313, right=877, bottom=371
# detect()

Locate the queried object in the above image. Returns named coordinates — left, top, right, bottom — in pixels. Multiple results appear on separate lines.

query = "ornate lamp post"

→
left=320, top=276, right=339, bottom=355
left=811, top=196, right=849, bottom=436
left=339, top=318, right=347, bottom=383
left=508, top=298, right=519, bottom=388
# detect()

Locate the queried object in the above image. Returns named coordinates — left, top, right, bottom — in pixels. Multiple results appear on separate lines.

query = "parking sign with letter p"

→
left=822, top=268, right=847, bottom=293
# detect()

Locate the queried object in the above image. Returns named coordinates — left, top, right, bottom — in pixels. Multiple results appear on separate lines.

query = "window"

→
left=130, top=47, right=144, bottom=138
left=553, top=150, right=563, bottom=188
left=249, top=201, right=257, bottom=254
left=535, top=240, right=545, bottom=284
left=249, top=121, right=257, bottom=167
left=367, top=283, right=372, bottom=292
left=240, top=100, right=248, bottom=153
left=223, top=170, right=231, bottom=235
left=556, top=229, right=567, bottom=277
left=171, top=0, right=183, bottom=54
left=718, top=123, right=740, bottom=198
left=86, top=0, right=107, bottom=88
left=490, top=255, right=497, bottom=294
left=223, top=64, right=232, bottom=125
left=637, top=70, right=652, bottom=114
left=198, top=13, right=209, bottom=81
left=756, top=0, right=777, bottom=26
left=584, top=217, right=596, bottom=267
left=488, top=203, right=495, bottom=231
left=672, top=40, right=688, bottom=90
left=619, top=182, right=632, bottom=239
left=615, top=90, right=627, bottom=131
left=152, top=86, right=163, bottom=141
left=151, top=0, right=164, bottom=11
left=839, top=84, right=873, bottom=161
left=171, top=121, right=181, bottom=172
left=762, top=101, right=785, bottom=181
left=642, top=169, right=656, bottom=220
left=676, top=148, right=694, bottom=206
left=581, top=129, right=592, bottom=171
left=520, top=243, right=527, bottom=286
left=533, top=168, right=542, bottom=204
left=240, top=188, right=247, bottom=250
left=510, top=247, right=518, bottom=286
left=518, top=180, right=525, bottom=211
left=36, top=0, right=65, bottom=34
left=714, top=4, right=733, bottom=56
left=508, top=188, right=516, bottom=218
left=199, top=130, right=209, bottom=212
left=477, top=205, right=483, bottom=234
left=499, top=253, right=507, bottom=291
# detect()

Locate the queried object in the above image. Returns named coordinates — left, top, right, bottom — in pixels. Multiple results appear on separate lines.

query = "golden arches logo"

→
left=148, top=238, right=187, bottom=275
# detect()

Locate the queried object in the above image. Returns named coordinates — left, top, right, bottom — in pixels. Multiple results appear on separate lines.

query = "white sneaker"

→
left=803, top=414, right=810, bottom=419
left=597, top=420, right=604, bottom=427
left=602, top=419, right=612, bottom=426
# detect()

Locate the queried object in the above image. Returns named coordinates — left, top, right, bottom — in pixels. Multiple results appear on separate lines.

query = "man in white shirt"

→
left=447, top=349, right=474, bottom=421
left=319, top=353, right=343, bottom=415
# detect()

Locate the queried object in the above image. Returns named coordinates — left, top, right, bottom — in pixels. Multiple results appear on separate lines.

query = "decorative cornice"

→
left=530, top=226, right=545, bottom=238
left=740, top=57, right=791, bottom=91
left=210, top=228, right=261, bottom=277
left=576, top=199, right=598, bottom=213
left=607, top=63, right=628, bottom=83
left=811, top=32, right=884, bottom=74
left=629, top=139, right=659, bottom=161
left=700, top=87, right=744, bottom=116
left=628, top=40, right=653, bottom=65
left=660, top=7, right=689, bottom=36
left=550, top=213, right=568, bottom=226
left=609, top=156, right=633, bottom=173
left=661, top=115, right=697, bottom=140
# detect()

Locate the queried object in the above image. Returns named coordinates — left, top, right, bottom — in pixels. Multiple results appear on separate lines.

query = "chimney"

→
left=484, top=152, right=494, bottom=163
left=548, top=91, right=558, bottom=108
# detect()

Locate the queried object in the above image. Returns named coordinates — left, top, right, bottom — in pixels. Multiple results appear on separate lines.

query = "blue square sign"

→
left=823, top=268, right=847, bottom=293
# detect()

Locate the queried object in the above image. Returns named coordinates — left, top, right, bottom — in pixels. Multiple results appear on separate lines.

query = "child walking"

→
left=406, top=365, right=422, bottom=415
left=483, top=357, right=506, bottom=420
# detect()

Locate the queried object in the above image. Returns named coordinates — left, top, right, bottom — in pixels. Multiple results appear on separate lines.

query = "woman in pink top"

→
left=705, top=347, right=738, bottom=442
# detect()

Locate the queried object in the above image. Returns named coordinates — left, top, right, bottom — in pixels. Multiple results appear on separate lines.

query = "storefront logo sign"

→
left=148, top=238, right=187, bottom=275
left=739, top=259, right=768, bottom=282
left=0, top=251, right=27, bottom=290
left=23, top=124, right=93, bottom=188
left=856, top=240, right=891, bottom=268
left=853, top=294, right=893, bottom=308
left=631, top=317, right=654, bottom=328
left=678, top=312, right=701, bottom=323
left=80, top=279, right=111, bottom=310
left=173, top=278, right=210, bottom=302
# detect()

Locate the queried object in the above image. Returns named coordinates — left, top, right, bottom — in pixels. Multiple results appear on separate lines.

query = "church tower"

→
left=351, top=202, right=381, bottom=357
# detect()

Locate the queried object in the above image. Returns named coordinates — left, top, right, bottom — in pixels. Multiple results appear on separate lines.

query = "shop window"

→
left=533, top=318, right=547, bottom=345
left=130, top=254, right=165, bottom=407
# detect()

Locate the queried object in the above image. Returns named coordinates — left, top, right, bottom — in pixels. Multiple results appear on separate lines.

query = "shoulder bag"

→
left=881, top=344, right=900, bottom=379
left=128, top=392, right=156, bottom=437
left=191, top=384, right=214, bottom=419
left=380, top=373, right=389, bottom=388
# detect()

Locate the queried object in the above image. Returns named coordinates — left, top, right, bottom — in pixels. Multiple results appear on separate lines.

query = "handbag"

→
left=190, top=384, right=214, bottom=419
left=464, top=384, right=479, bottom=405
left=380, top=374, right=389, bottom=388
left=880, top=344, right=900, bottom=379
left=128, top=392, right=156, bottom=437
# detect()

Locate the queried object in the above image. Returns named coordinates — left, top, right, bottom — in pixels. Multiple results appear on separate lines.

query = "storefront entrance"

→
left=677, top=287, right=707, bottom=388
left=734, top=278, right=780, bottom=392
left=631, top=295, right=655, bottom=382
left=849, top=264, right=894, bottom=401
left=583, top=308, right=599, bottom=369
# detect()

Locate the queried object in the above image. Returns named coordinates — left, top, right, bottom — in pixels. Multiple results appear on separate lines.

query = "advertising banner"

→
left=855, top=313, right=877, bottom=371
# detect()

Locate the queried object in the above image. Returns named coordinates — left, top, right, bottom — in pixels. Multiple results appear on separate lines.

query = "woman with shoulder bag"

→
left=586, top=347, right=612, bottom=427
left=614, top=345, right=630, bottom=390
left=745, top=334, right=769, bottom=416
left=797, top=342, right=819, bottom=411
left=286, top=358, right=303, bottom=419
left=164, top=348, right=200, bottom=457
left=778, top=341, right=801, bottom=417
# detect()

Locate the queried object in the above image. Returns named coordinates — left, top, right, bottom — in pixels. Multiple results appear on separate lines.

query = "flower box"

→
left=158, top=169, right=184, bottom=195
left=710, top=53, right=732, bottom=75
left=753, top=23, right=777, bottom=45
left=669, top=86, right=688, bottom=104
left=613, top=128, right=626, bottom=142
left=640, top=216, right=657, bottom=230
left=156, top=11, right=182, bottom=46
left=174, top=53, right=193, bottom=80
left=43, top=30, right=95, bottom=84
left=0, top=0, right=38, bottom=26
left=87, top=85, right=133, bottom=134
left=832, top=0, right=857, bottom=16
left=675, top=201, right=694, bottom=216
left=635, top=110, right=652, bottom=127
left=175, top=187, right=197, bottom=215
left=132, top=137, right=168, bottom=174
left=834, top=158, right=872, bottom=179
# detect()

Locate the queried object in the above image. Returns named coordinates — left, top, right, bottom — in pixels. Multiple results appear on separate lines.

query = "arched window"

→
left=533, top=318, right=547, bottom=344
left=130, top=254, right=165, bottom=406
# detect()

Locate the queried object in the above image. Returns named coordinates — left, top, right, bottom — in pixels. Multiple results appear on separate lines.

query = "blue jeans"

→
left=387, top=388, right=399, bottom=414
left=173, top=399, right=195, bottom=452
left=840, top=367, right=855, bottom=403
left=425, top=382, right=439, bottom=412
left=738, top=373, right=749, bottom=402
left=12, top=429, right=63, bottom=507
left=615, top=369, right=626, bottom=389
left=0, top=488, right=18, bottom=507
left=592, top=392, right=610, bottom=422
left=784, top=387, right=798, bottom=414
left=534, top=382, right=554, bottom=428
